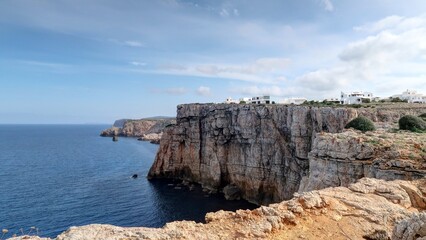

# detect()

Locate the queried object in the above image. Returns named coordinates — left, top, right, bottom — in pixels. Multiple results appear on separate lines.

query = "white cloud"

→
left=124, top=40, right=144, bottom=47
left=233, top=9, right=240, bottom=17
left=320, top=0, right=334, bottom=12
left=219, top=8, right=229, bottom=17
left=166, top=87, right=187, bottom=95
left=296, top=14, right=426, bottom=97
left=196, top=86, right=211, bottom=96
left=237, top=85, right=285, bottom=97
left=297, top=67, right=350, bottom=91
left=109, top=39, right=144, bottom=47
left=354, top=15, right=404, bottom=33
left=130, top=61, right=146, bottom=66
left=156, top=58, right=290, bottom=83
left=219, top=7, right=239, bottom=17
left=18, top=60, right=72, bottom=69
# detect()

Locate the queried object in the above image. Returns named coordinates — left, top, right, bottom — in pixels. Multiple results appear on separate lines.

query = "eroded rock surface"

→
left=10, top=178, right=426, bottom=240
left=148, top=103, right=426, bottom=204
left=299, top=129, right=426, bottom=192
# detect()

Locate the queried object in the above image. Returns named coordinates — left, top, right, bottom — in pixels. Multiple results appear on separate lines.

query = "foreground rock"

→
left=9, top=178, right=426, bottom=240
left=299, top=129, right=426, bottom=192
left=100, top=118, right=175, bottom=143
left=148, top=103, right=426, bottom=204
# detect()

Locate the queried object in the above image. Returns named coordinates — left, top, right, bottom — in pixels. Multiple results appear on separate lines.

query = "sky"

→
left=1, top=0, right=426, bottom=123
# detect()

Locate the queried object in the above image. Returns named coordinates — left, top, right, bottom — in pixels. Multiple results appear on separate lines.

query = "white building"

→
left=280, top=97, right=307, bottom=105
left=391, top=90, right=426, bottom=103
left=323, top=98, right=340, bottom=104
left=250, top=96, right=273, bottom=104
left=223, top=97, right=238, bottom=104
left=239, top=97, right=251, bottom=103
left=340, top=91, right=373, bottom=104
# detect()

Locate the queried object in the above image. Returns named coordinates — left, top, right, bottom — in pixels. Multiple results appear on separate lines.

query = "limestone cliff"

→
left=148, top=103, right=426, bottom=204
left=100, top=118, right=176, bottom=143
left=10, top=178, right=426, bottom=240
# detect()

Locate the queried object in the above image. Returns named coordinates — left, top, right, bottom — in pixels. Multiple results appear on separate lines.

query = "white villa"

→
left=223, top=97, right=238, bottom=104
left=280, top=97, right=307, bottom=105
left=239, top=97, right=251, bottom=103
left=250, top=95, right=273, bottom=104
left=391, top=90, right=426, bottom=103
left=340, top=91, right=374, bottom=104
left=323, top=98, right=340, bottom=104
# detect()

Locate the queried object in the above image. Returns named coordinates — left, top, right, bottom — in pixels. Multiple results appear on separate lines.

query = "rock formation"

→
left=148, top=103, right=426, bottom=204
left=10, top=178, right=426, bottom=240
left=299, top=129, right=426, bottom=192
left=100, top=118, right=175, bottom=143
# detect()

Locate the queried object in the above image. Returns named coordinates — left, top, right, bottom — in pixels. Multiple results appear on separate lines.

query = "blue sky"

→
left=1, top=0, right=426, bottom=123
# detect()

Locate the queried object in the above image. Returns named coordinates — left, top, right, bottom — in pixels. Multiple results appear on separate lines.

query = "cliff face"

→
left=148, top=103, right=426, bottom=205
left=100, top=118, right=176, bottom=142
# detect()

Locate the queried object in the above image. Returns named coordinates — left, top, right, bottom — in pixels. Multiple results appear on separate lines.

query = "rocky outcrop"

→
left=100, top=118, right=175, bottom=143
left=299, top=129, right=426, bottom=192
left=148, top=103, right=426, bottom=204
left=138, top=133, right=163, bottom=144
left=10, top=178, right=426, bottom=240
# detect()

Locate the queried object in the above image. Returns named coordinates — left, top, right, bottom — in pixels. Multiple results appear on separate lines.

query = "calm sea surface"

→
left=0, top=125, right=256, bottom=238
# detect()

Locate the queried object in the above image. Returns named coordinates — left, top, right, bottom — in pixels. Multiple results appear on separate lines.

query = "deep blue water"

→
left=0, top=125, right=256, bottom=238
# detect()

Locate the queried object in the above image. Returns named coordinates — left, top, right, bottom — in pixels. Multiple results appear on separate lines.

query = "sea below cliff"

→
left=0, top=125, right=255, bottom=239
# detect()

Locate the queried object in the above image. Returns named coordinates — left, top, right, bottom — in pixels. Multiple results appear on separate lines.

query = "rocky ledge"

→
left=10, top=178, right=426, bottom=240
left=100, top=118, right=175, bottom=143
left=300, top=129, right=426, bottom=192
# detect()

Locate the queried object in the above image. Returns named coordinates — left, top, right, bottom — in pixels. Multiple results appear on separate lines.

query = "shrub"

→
left=419, top=113, right=426, bottom=121
left=345, top=116, right=376, bottom=132
left=399, top=115, right=426, bottom=132
left=348, top=104, right=362, bottom=108
left=391, top=97, right=408, bottom=103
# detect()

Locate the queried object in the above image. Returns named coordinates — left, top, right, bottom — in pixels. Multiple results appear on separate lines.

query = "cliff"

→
left=148, top=103, right=426, bottom=204
left=100, top=118, right=176, bottom=143
left=10, top=178, right=426, bottom=239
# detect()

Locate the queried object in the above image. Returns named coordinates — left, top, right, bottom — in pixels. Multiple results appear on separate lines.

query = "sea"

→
left=0, top=125, right=256, bottom=238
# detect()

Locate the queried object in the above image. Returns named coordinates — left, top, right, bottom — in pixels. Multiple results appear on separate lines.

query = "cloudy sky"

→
left=1, top=0, right=426, bottom=123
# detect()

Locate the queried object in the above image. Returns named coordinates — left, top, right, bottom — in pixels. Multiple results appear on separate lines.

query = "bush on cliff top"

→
left=345, top=116, right=376, bottom=132
left=399, top=115, right=426, bottom=132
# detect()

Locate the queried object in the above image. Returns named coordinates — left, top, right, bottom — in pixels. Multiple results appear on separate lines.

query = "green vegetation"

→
left=239, top=100, right=246, bottom=104
left=366, top=139, right=380, bottom=145
left=419, top=113, right=426, bottom=121
left=302, top=100, right=338, bottom=107
left=398, top=115, right=426, bottom=133
left=390, top=97, right=408, bottom=103
left=345, top=116, right=376, bottom=132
